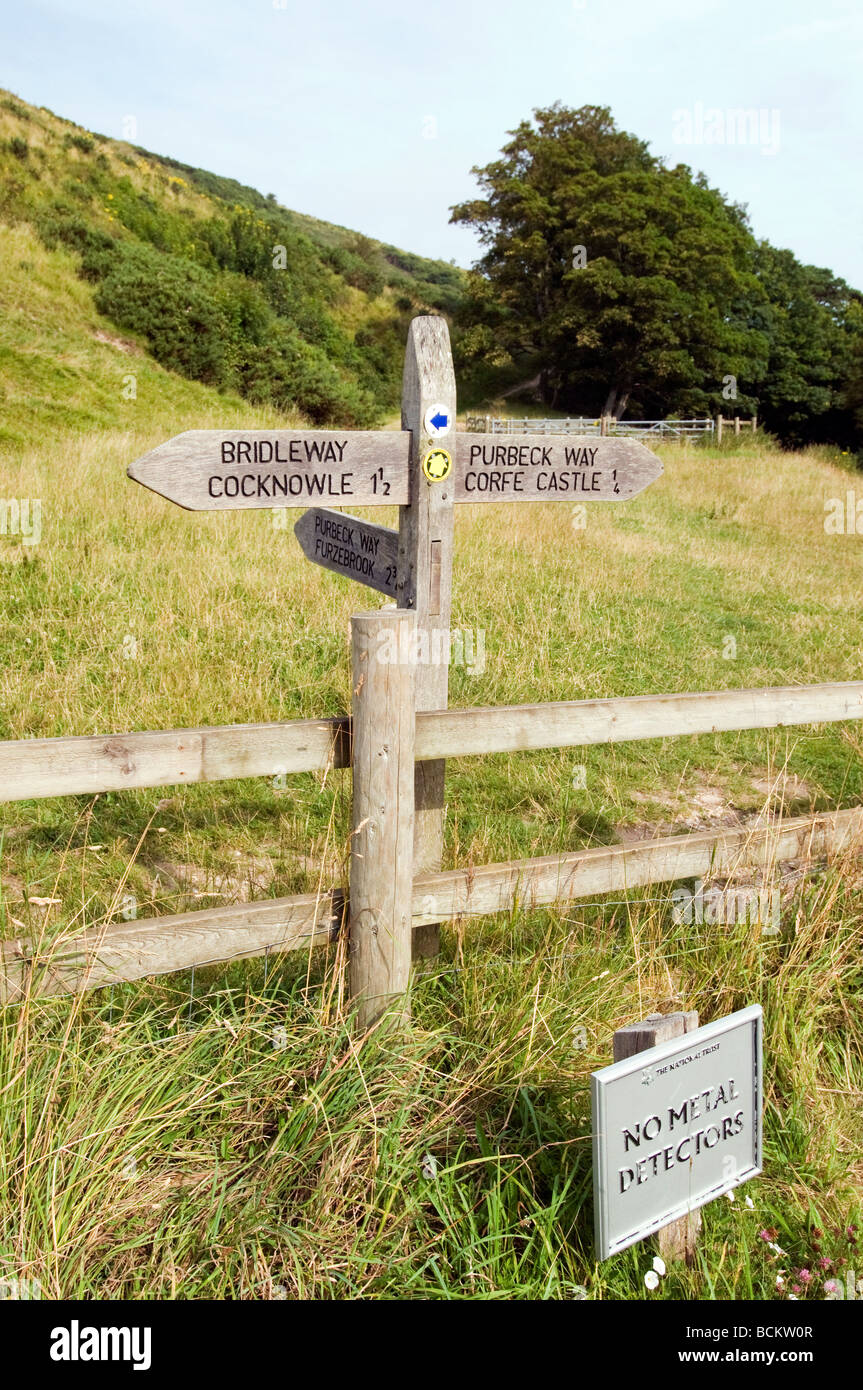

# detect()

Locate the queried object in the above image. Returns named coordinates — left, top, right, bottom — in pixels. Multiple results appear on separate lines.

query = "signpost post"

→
left=591, top=1005, right=763, bottom=1262
left=397, top=317, right=457, bottom=961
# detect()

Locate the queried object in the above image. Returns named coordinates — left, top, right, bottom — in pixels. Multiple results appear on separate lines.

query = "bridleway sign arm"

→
left=127, top=430, right=410, bottom=510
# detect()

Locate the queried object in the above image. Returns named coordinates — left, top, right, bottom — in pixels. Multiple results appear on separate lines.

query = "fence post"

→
left=349, top=609, right=417, bottom=1031
left=734, top=416, right=740, bottom=436
left=752, top=414, right=758, bottom=434
left=715, top=414, right=723, bottom=444
left=613, top=1010, right=702, bottom=1264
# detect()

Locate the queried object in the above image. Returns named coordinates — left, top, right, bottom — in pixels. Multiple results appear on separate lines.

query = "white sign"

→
left=423, top=403, right=452, bottom=436
left=591, top=1005, right=763, bottom=1260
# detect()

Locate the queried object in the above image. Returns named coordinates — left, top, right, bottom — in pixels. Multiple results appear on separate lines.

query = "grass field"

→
left=1, top=236, right=862, bottom=1298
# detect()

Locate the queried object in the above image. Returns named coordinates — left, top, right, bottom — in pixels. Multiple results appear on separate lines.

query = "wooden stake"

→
left=349, top=609, right=416, bottom=1030
left=398, top=317, right=456, bottom=961
left=613, top=1011, right=703, bottom=1265
left=715, top=414, right=723, bottom=445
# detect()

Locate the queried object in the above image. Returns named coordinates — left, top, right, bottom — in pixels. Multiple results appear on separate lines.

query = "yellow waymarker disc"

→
left=422, top=448, right=452, bottom=482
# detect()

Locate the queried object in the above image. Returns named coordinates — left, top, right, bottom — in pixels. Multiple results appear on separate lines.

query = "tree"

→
left=749, top=245, right=861, bottom=447
left=842, top=302, right=863, bottom=443
left=451, top=103, right=766, bottom=418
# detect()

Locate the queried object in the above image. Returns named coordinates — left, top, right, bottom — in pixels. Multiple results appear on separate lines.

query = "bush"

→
left=94, top=242, right=229, bottom=385
left=1, top=98, right=30, bottom=120
left=323, top=243, right=384, bottom=298
left=9, top=137, right=28, bottom=160
left=36, top=209, right=115, bottom=262
left=63, top=133, right=94, bottom=154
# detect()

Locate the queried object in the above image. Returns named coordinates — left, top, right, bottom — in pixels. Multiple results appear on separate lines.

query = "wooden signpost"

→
left=294, top=508, right=399, bottom=600
left=127, top=426, right=662, bottom=513
left=455, top=435, right=661, bottom=501
left=127, top=315, right=664, bottom=990
left=397, top=318, right=457, bottom=960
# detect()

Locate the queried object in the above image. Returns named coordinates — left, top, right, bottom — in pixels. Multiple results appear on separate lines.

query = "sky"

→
left=3, top=0, right=862, bottom=285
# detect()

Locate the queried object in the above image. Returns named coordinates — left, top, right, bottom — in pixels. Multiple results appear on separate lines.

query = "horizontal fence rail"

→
left=0, top=718, right=350, bottom=802
left=418, top=681, right=863, bottom=761
left=3, top=807, right=860, bottom=1002
left=2, top=681, right=862, bottom=804
left=464, top=416, right=718, bottom=438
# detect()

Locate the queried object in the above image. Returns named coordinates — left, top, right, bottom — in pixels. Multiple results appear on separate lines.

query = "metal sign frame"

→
left=591, top=1004, right=763, bottom=1260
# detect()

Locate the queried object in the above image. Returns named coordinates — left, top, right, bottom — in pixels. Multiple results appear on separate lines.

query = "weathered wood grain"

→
left=0, top=892, right=342, bottom=1002
left=0, top=718, right=349, bottom=802
left=4, top=808, right=859, bottom=1002
left=398, top=317, right=457, bottom=959
left=349, top=610, right=416, bottom=1029
left=294, top=508, right=399, bottom=599
left=128, top=430, right=410, bottom=510
left=455, top=434, right=663, bottom=502
left=1, top=675, right=861, bottom=806
left=3, top=681, right=863, bottom=804
left=414, top=680, right=863, bottom=761
left=410, top=806, right=863, bottom=925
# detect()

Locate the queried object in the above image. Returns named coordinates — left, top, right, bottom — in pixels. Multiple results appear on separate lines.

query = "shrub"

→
left=1, top=98, right=30, bottom=120
left=63, top=133, right=94, bottom=154
left=94, top=242, right=229, bottom=385
left=36, top=209, right=115, bottom=262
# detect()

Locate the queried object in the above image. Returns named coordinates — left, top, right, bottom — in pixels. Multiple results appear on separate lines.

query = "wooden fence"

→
left=2, top=649, right=862, bottom=1022
left=465, top=416, right=757, bottom=441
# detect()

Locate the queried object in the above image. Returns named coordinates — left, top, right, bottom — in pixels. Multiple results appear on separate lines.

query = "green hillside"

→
left=0, top=89, right=464, bottom=440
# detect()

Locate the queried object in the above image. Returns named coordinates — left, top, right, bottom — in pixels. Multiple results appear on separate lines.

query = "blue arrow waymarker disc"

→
left=424, top=402, right=451, bottom=436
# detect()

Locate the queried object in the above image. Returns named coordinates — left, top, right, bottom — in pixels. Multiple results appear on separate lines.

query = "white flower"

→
left=421, top=1153, right=438, bottom=1180
left=745, top=1196, right=754, bottom=1209
left=776, top=1275, right=784, bottom=1288
left=644, top=1270, right=660, bottom=1291
left=788, top=1293, right=798, bottom=1300
left=726, top=1190, right=735, bottom=1202
left=652, top=1256, right=666, bottom=1277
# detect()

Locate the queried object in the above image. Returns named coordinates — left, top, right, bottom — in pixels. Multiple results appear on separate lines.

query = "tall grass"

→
left=1, top=854, right=860, bottom=1299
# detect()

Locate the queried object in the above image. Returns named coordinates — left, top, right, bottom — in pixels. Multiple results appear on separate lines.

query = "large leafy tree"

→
left=843, top=302, right=863, bottom=440
left=748, top=245, right=861, bottom=446
left=451, top=104, right=766, bottom=418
